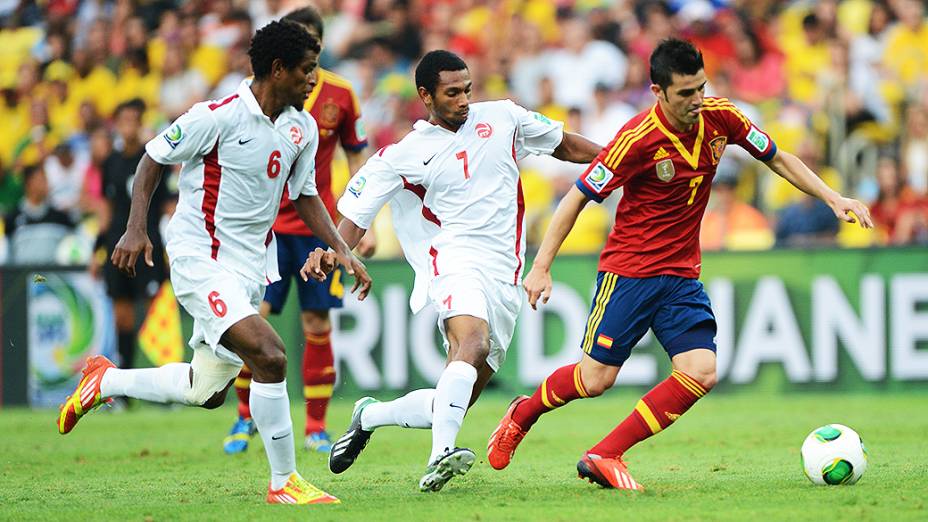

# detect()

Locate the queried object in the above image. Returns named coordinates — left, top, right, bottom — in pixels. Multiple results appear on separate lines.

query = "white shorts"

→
left=428, top=269, right=523, bottom=371
left=170, top=256, right=264, bottom=365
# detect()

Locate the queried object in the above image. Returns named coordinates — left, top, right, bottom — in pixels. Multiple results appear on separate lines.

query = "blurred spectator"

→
left=902, top=104, right=928, bottom=194
left=783, top=12, right=831, bottom=106
left=96, top=99, right=170, bottom=369
left=701, top=166, right=774, bottom=251
left=545, top=14, right=627, bottom=111
left=848, top=0, right=895, bottom=125
left=159, top=44, right=208, bottom=119
left=869, top=154, right=928, bottom=244
left=882, top=0, right=928, bottom=95
left=727, top=26, right=786, bottom=104
left=4, top=164, right=76, bottom=264
left=775, top=195, right=841, bottom=248
left=581, top=83, right=636, bottom=146
left=43, top=141, right=89, bottom=216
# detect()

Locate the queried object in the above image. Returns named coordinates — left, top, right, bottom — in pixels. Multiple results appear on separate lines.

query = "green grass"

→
left=1, top=391, right=926, bottom=521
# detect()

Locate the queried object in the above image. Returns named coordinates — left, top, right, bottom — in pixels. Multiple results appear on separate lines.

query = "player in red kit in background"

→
left=223, top=6, right=373, bottom=455
left=487, top=38, right=873, bottom=490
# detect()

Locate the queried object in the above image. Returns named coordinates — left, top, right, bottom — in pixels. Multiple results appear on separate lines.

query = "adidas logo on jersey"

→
left=653, top=147, right=670, bottom=161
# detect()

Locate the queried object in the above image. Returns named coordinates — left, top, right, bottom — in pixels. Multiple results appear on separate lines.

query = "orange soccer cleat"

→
left=577, top=454, right=644, bottom=491
left=57, top=355, right=115, bottom=435
left=487, top=395, right=529, bottom=470
left=267, top=473, right=341, bottom=505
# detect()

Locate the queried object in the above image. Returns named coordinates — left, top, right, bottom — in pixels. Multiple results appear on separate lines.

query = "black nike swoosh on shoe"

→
left=423, top=154, right=437, bottom=165
left=449, top=403, right=465, bottom=410
left=271, top=432, right=292, bottom=441
left=238, top=138, right=255, bottom=145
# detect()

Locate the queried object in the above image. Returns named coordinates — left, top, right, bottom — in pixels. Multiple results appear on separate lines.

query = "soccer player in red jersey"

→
left=223, top=6, right=372, bottom=455
left=487, top=38, right=873, bottom=490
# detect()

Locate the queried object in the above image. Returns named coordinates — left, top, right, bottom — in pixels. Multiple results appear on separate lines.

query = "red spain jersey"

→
left=575, top=97, right=776, bottom=279
left=273, top=69, right=368, bottom=235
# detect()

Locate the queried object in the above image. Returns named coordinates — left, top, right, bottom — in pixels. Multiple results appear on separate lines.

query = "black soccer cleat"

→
left=328, top=396, right=378, bottom=474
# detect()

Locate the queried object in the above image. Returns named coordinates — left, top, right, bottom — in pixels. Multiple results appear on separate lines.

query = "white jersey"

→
left=146, top=80, right=319, bottom=284
left=338, top=100, right=564, bottom=309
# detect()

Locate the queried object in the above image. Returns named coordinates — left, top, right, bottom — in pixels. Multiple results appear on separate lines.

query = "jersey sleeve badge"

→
left=746, top=126, right=769, bottom=152
left=163, top=123, right=183, bottom=149
left=656, top=158, right=675, bottom=182
left=586, top=162, right=614, bottom=192
left=347, top=174, right=367, bottom=197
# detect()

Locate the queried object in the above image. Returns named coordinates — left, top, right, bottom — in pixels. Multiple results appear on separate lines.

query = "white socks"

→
left=100, top=363, right=191, bottom=404
left=361, top=388, right=435, bottom=430
left=250, top=380, right=295, bottom=490
left=429, top=361, right=477, bottom=464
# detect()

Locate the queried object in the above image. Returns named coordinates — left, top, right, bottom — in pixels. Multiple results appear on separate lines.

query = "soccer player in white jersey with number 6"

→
left=304, top=50, right=602, bottom=492
left=56, top=20, right=371, bottom=505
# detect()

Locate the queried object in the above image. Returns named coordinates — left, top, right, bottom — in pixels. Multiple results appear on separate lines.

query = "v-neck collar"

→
left=650, top=102, right=704, bottom=170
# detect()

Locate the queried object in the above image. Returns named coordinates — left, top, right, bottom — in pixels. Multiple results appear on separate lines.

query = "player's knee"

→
left=301, top=311, right=331, bottom=339
left=254, top=342, right=288, bottom=381
left=583, top=376, right=612, bottom=397
left=692, top=367, right=717, bottom=391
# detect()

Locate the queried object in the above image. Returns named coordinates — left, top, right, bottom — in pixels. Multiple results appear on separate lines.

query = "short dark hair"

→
left=283, top=6, right=324, bottom=39
left=415, top=50, right=468, bottom=95
left=649, top=38, right=704, bottom=90
left=248, top=20, right=321, bottom=79
left=113, top=98, right=146, bottom=118
left=22, top=164, right=43, bottom=185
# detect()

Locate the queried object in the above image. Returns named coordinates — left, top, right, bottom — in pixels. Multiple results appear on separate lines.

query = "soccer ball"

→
left=800, top=424, right=868, bottom=485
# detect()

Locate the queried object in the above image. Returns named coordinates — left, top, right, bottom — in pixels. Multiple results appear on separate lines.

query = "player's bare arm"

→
left=292, top=194, right=372, bottom=299
left=524, top=185, right=590, bottom=309
left=552, top=132, right=602, bottom=164
left=111, top=153, right=166, bottom=278
left=764, top=150, right=874, bottom=229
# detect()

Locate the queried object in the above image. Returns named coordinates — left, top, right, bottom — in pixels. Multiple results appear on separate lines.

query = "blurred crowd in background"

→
left=2, top=0, right=928, bottom=267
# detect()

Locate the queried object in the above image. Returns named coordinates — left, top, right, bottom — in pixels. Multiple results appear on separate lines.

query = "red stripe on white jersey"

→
left=208, top=94, right=239, bottom=111
left=202, top=139, right=222, bottom=259
left=429, top=246, right=439, bottom=276
left=513, top=179, right=525, bottom=284
left=401, top=176, right=441, bottom=226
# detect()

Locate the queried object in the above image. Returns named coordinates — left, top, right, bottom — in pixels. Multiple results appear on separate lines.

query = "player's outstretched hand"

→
left=111, top=228, right=153, bottom=278
left=300, top=247, right=336, bottom=282
left=830, top=196, right=874, bottom=229
left=336, top=250, right=372, bottom=301
left=523, top=266, right=553, bottom=310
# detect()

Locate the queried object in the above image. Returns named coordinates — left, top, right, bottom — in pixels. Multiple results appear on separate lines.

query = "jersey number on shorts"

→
left=208, top=290, right=228, bottom=317
left=442, top=294, right=452, bottom=310
left=455, top=151, right=470, bottom=180
left=267, top=150, right=282, bottom=179
left=687, top=175, right=704, bottom=205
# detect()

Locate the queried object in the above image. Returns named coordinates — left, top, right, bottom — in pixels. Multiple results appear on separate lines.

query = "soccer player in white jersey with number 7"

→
left=304, top=50, right=602, bottom=492
left=55, top=20, right=371, bottom=505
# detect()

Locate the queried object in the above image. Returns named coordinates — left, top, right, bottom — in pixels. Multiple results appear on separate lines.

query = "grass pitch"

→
left=1, top=391, right=925, bottom=521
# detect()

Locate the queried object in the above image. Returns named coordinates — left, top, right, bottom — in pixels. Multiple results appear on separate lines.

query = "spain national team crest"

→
left=656, top=159, right=675, bottom=182
left=476, top=122, right=493, bottom=138
left=290, top=126, right=303, bottom=145
left=709, top=136, right=727, bottom=165
left=320, top=101, right=339, bottom=127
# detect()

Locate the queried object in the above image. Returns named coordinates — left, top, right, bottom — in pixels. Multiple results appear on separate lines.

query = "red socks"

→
left=234, top=366, right=252, bottom=419
left=589, top=369, right=707, bottom=458
left=513, top=363, right=590, bottom=429
left=303, top=330, right=336, bottom=434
